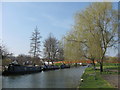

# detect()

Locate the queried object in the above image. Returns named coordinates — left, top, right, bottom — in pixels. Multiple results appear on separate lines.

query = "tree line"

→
left=1, top=27, right=64, bottom=66
left=29, top=26, right=64, bottom=64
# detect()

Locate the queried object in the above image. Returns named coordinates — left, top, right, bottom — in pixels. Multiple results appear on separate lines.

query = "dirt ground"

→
left=102, top=75, right=120, bottom=88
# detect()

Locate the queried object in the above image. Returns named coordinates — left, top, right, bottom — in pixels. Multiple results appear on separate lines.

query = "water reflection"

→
left=2, top=66, right=87, bottom=88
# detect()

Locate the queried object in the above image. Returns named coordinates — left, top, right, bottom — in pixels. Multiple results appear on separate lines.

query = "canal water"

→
left=2, top=66, right=87, bottom=88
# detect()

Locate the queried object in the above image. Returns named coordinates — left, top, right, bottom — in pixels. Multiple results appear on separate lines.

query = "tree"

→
left=64, top=30, right=84, bottom=62
left=29, top=26, right=42, bottom=58
left=76, top=2, right=117, bottom=72
left=0, top=44, right=10, bottom=59
left=16, top=54, right=42, bottom=65
left=56, top=40, right=64, bottom=61
left=43, top=33, right=58, bottom=63
left=64, top=2, right=118, bottom=73
left=0, top=44, right=14, bottom=66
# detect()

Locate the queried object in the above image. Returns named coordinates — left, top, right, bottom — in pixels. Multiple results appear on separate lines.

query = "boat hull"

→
left=2, top=64, right=42, bottom=76
left=60, top=65, right=70, bottom=69
left=42, top=65, right=60, bottom=71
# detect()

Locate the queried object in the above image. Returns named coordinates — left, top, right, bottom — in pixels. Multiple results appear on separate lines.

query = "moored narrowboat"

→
left=60, top=64, right=70, bottom=69
left=42, top=65, right=60, bottom=71
left=2, top=63, right=42, bottom=75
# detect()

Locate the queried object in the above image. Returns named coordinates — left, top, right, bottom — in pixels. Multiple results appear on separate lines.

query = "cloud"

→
left=41, top=13, right=73, bottom=29
left=26, top=17, right=37, bottom=22
left=41, top=13, right=55, bottom=22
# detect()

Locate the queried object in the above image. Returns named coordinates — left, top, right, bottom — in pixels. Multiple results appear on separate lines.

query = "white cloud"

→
left=41, top=13, right=73, bottom=29
left=26, top=17, right=37, bottom=22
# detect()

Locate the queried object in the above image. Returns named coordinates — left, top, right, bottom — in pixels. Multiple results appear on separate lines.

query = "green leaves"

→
left=64, top=2, right=117, bottom=63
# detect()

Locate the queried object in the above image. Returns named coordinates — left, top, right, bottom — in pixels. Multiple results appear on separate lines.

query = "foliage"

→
left=54, top=63, right=62, bottom=66
left=2, top=59, right=12, bottom=66
left=64, top=2, right=118, bottom=72
left=16, top=54, right=42, bottom=65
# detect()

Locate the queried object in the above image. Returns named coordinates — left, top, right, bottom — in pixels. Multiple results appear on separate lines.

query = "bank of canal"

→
left=2, top=66, right=87, bottom=88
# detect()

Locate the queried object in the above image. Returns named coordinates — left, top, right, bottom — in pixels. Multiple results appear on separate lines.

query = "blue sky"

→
left=2, top=2, right=118, bottom=57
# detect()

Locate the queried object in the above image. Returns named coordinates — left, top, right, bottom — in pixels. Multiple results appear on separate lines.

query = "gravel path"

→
left=102, top=75, right=119, bottom=88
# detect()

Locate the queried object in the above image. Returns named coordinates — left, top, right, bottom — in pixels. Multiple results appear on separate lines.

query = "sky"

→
left=2, top=2, right=118, bottom=57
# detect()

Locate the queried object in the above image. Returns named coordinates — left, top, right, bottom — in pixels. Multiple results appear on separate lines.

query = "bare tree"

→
left=0, top=44, right=14, bottom=66
left=29, top=26, right=42, bottom=58
left=56, top=40, right=64, bottom=61
left=43, top=33, right=58, bottom=63
left=0, top=44, right=9, bottom=59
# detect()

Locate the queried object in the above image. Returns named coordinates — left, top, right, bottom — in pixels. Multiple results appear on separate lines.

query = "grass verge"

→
left=79, top=67, right=115, bottom=88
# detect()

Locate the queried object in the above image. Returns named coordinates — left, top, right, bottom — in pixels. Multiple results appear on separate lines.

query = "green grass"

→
left=54, top=63, right=62, bottom=66
left=79, top=67, right=115, bottom=88
left=103, top=66, right=118, bottom=69
left=95, top=63, right=120, bottom=67
left=100, top=63, right=119, bottom=74
left=103, top=63, right=120, bottom=66
left=94, top=63, right=119, bottom=74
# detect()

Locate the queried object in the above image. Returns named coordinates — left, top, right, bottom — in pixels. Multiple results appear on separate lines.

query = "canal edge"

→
left=77, top=66, right=87, bottom=89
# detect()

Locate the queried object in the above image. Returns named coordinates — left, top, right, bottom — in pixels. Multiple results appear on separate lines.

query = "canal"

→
left=2, top=66, right=87, bottom=88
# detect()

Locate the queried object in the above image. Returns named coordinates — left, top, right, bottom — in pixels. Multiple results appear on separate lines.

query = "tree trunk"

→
left=51, top=59, right=54, bottom=65
left=92, top=60, right=96, bottom=70
left=100, top=62, right=103, bottom=73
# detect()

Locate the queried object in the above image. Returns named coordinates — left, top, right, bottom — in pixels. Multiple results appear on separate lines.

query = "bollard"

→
left=81, top=78, right=83, bottom=82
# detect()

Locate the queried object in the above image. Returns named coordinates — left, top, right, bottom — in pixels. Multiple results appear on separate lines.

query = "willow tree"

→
left=64, top=30, right=84, bottom=62
left=64, top=2, right=117, bottom=72
left=73, top=2, right=118, bottom=72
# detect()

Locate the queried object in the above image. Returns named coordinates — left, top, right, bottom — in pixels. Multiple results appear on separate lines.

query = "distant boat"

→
left=60, top=64, right=70, bottom=69
left=42, top=65, right=60, bottom=71
left=2, top=63, right=42, bottom=75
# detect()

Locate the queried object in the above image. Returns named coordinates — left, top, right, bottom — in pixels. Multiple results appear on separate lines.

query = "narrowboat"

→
left=2, top=63, right=42, bottom=75
left=42, top=65, right=60, bottom=71
left=60, top=64, right=70, bottom=69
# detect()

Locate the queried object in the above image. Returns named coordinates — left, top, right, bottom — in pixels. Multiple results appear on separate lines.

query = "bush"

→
left=2, top=59, right=12, bottom=66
